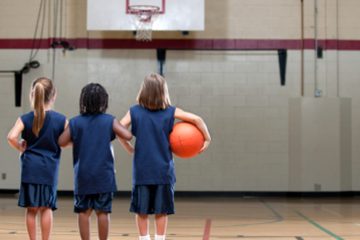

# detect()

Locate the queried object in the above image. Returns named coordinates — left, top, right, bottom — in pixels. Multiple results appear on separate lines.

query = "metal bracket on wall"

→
left=0, top=60, right=40, bottom=107
left=0, top=70, right=22, bottom=107
left=278, top=49, right=287, bottom=86
left=157, top=48, right=166, bottom=76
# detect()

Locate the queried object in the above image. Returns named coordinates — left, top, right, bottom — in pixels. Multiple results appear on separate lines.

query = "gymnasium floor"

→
left=0, top=195, right=359, bottom=239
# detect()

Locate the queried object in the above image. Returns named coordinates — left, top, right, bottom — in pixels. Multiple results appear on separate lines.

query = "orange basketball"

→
left=170, top=122, right=205, bottom=158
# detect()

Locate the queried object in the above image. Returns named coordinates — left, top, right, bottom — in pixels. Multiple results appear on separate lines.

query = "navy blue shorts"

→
left=18, top=182, right=57, bottom=211
left=130, top=184, right=175, bottom=215
left=74, top=192, right=113, bottom=213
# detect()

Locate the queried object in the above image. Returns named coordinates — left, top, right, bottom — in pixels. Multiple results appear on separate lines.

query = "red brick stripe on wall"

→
left=1, top=38, right=360, bottom=50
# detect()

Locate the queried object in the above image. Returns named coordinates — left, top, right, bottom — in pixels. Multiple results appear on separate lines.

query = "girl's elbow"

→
left=58, top=140, right=65, bottom=147
left=7, top=134, right=16, bottom=145
left=125, top=134, right=133, bottom=141
left=124, top=129, right=133, bottom=141
left=58, top=138, right=68, bottom=147
left=193, top=116, right=203, bottom=125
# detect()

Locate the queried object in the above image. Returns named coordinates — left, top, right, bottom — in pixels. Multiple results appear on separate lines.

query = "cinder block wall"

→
left=1, top=0, right=360, bottom=191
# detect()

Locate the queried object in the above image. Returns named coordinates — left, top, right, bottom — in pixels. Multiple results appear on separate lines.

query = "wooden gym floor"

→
left=0, top=194, right=359, bottom=239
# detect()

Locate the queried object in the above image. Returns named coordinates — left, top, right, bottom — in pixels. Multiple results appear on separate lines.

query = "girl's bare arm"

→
left=7, top=118, right=26, bottom=152
left=113, top=119, right=132, bottom=141
left=118, top=111, right=134, bottom=154
left=174, top=108, right=211, bottom=152
left=58, top=126, right=72, bottom=147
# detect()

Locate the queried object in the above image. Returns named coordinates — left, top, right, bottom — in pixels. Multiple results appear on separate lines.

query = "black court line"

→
left=259, top=198, right=284, bottom=221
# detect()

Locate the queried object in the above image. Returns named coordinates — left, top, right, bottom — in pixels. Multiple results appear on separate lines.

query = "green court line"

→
left=296, top=211, right=344, bottom=240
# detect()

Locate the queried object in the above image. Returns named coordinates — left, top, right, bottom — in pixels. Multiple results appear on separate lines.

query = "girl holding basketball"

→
left=120, top=73, right=211, bottom=240
left=58, top=83, right=132, bottom=240
left=7, top=77, right=66, bottom=240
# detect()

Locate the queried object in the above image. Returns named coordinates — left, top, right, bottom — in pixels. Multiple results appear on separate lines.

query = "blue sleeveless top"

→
left=69, top=113, right=116, bottom=195
left=130, top=105, right=176, bottom=185
left=20, top=110, right=66, bottom=186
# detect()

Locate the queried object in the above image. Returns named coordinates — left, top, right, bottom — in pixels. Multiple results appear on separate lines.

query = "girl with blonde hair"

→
left=7, top=77, right=67, bottom=240
left=120, top=73, right=211, bottom=240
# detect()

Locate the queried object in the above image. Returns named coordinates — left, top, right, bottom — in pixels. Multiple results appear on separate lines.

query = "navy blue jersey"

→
left=69, top=113, right=117, bottom=195
left=130, top=105, right=176, bottom=185
left=20, top=111, right=66, bottom=186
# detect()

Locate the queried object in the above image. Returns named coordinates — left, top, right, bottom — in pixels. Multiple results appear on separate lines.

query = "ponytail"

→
left=32, top=83, right=46, bottom=136
left=29, top=77, right=56, bottom=137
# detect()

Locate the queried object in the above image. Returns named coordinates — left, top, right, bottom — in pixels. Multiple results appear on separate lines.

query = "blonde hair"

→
left=137, top=73, right=171, bottom=110
left=30, top=77, right=56, bottom=136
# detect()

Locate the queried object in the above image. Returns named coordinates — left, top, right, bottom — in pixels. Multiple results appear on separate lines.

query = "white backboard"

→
left=87, top=0, right=205, bottom=31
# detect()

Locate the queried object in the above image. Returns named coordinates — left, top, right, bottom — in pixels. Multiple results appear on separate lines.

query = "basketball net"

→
left=128, top=5, right=160, bottom=41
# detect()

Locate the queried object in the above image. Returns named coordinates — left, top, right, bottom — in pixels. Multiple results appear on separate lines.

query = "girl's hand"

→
left=199, top=139, right=211, bottom=153
left=19, top=139, right=27, bottom=152
left=118, top=138, right=134, bottom=155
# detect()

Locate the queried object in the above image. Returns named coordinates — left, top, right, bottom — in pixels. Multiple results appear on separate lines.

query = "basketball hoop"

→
left=128, top=5, right=160, bottom=41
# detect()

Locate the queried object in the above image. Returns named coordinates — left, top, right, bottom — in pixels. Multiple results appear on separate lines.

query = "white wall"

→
left=289, top=97, right=351, bottom=191
left=0, top=48, right=302, bottom=191
left=339, top=52, right=360, bottom=191
left=1, top=0, right=360, bottom=193
left=165, top=50, right=299, bottom=191
left=1, top=48, right=360, bottom=192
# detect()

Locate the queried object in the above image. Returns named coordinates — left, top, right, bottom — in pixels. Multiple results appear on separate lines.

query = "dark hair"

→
left=79, top=83, right=108, bottom=114
left=137, top=73, right=171, bottom=110
left=30, top=77, right=56, bottom=136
